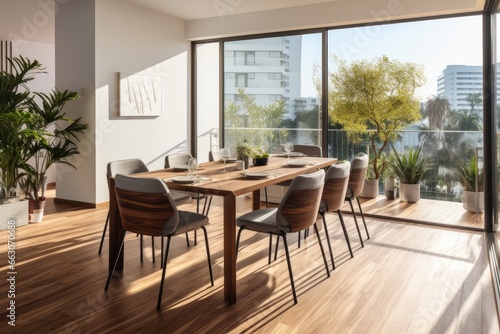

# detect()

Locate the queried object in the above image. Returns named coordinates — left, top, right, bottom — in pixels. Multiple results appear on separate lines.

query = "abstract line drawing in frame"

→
left=119, top=73, right=162, bottom=116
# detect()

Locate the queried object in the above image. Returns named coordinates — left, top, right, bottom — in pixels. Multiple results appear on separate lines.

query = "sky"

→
left=300, top=15, right=483, bottom=101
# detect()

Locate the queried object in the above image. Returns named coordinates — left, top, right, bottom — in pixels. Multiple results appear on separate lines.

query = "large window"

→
left=223, top=34, right=322, bottom=153
left=327, top=16, right=483, bottom=208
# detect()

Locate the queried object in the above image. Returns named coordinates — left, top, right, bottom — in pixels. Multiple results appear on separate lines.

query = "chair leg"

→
left=281, top=234, right=297, bottom=304
left=274, top=235, right=280, bottom=261
left=160, top=237, right=164, bottom=268
left=98, top=210, right=110, bottom=254
left=204, top=196, right=213, bottom=216
left=152, top=236, right=155, bottom=262
left=264, top=187, right=269, bottom=208
left=201, top=226, right=214, bottom=286
left=235, top=227, right=245, bottom=259
left=185, top=233, right=190, bottom=247
left=337, top=210, right=353, bottom=258
left=268, top=234, right=273, bottom=264
left=356, top=197, right=370, bottom=240
left=105, top=230, right=126, bottom=291
left=320, top=212, right=335, bottom=270
left=348, top=198, right=364, bottom=248
left=140, top=235, right=144, bottom=262
left=298, top=231, right=301, bottom=248
left=157, top=235, right=172, bottom=310
left=313, top=223, right=331, bottom=278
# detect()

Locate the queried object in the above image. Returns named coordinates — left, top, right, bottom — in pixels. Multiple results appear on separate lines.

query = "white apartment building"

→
left=437, top=64, right=488, bottom=113
left=224, top=36, right=307, bottom=120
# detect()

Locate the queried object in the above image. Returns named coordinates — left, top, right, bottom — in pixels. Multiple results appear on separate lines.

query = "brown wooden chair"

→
left=318, top=161, right=353, bottom=270
left=235, top=169, right=329, bottom=304
left=99, top=159, right=191, bottom=262
left=105, top=174, right=213, bottom=310
left=346, top=153, right=370, bottom=247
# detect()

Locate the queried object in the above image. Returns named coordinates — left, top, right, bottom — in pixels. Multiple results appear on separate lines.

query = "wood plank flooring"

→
left=0, top=189, right=498, bottom=333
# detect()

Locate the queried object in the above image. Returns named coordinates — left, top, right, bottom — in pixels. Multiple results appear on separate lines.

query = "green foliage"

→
left=235, top=142, right=253, bottom=159
left=0, top=55, right=88, bottom=200
left=388, top=144, right=432, bottom=184
left=327, top=55, right=425, bottom=179
left=225, top=88, right=287, bottom=150
left=451, top=153, right=484, bottom=192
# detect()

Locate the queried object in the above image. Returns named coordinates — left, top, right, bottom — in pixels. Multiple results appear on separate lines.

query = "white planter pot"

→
left=400, top=183, right=420, bottom=203
left=462, top=191, right=484, bottom=213
left=0, top=198, right=29, bottom=230
left=361, top=178, right=379, bottom=198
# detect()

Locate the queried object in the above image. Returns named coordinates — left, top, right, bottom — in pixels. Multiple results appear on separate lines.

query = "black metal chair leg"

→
left=152, top=236, right=155, bottom=262
left=281, top=234, right=297, bottom=304
left=348, top=198, right=364, bottom=247
left=204, top=196, right=213, bottom=216
left=337, top=210, right=353, bottom=258
left=157, top=236, right=172, bottom=310
left=298, top=230, right=301, bottom=248
left=160, top=237, right=164, bottom=268
left=265, top=187, right=269, bottom=208
left=356, top=197, right=370, bottom=240
left=185, top=233, right=190, bottom=247
left=98, top=210, right=110, bottom=254
left=320, top=212, right=335, bottom=270
left=313, top=223, right=330, bottom=278
left=105, top=230, right=126, bottom=291
left=140, top=235, right=144, bottom=262
left=274, top=235, right=280, bottom=261
left=268, top=234, right=273, bottom=264
left=235, top=227, right=245, bottom=259
left=201, top=226, right=214, bottom=286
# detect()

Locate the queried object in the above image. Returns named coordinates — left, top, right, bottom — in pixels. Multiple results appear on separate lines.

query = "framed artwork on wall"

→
left=119, top=72, right=162, bottom=116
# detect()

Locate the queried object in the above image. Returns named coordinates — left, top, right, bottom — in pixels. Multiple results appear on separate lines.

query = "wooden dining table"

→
left=108, top=155, right=336, bottom=304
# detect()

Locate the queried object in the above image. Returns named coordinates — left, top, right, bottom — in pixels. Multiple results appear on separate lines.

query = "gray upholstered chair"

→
left=165, top=152, right=213, bottom=246
left=345, top=153, right=370, bottom=247
left=318, top=161, right=353, bottom=270
left=235, top=169, right=329, bottom=304
left=105, top=174, right=213, bottom=310
left=99, top=158, right=191, bottom=259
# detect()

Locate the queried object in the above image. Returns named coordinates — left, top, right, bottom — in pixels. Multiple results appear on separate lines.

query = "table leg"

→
left=252, top=189, right=261, bottom=211
left=223, top=193, right=237, bottom=304
left=108, top=178, right=124, bottom=271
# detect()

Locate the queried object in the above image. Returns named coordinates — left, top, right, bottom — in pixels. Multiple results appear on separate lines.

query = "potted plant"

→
left=0, top=56, right=46, bottom=229
left=388, top=144, right=431, bottom=203
left=236, top=142, right=253, bottom=168
left=451, top=153, right=484, bottom=212
left=0, top=55, right=88, bottom=223
left=251, top=146, right=269, bottom=166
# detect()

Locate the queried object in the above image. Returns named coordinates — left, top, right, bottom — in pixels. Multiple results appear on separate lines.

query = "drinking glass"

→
left=221, top=148, right=230, bottom=173
left=188, top=158, right=198, bottom=180
left=284, top=142, right=294, bottom=160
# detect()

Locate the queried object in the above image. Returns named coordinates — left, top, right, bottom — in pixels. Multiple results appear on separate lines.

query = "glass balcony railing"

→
left=218, top=127, right=483, bottom=203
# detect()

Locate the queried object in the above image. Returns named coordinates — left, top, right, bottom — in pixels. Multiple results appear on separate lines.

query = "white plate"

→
left=273, top=152, right=305, bottom=157
left=242, top=171, right=273, bottom=179
left=173, top=165, right=189, bottom=171
left=171, top=176, right=196, bottom=184
left=282, top=160, right=308, bottom=167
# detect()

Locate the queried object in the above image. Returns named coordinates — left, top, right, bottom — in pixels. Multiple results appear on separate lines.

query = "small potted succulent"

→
left=251, top=146, right=269, bottom=166
left=236, top=142, right=253, bottom=168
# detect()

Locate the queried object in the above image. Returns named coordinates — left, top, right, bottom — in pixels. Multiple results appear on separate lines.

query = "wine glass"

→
left=221, top=148, right=230, bottom=173
left=188, top=158, right=198, bottom=180
left=284, top=142, right=294, bottom=160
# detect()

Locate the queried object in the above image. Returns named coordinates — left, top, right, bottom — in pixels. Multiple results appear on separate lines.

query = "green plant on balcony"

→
left=323, top=55, right=426, bottom=181
left=451, top=152, right=484, bottom=212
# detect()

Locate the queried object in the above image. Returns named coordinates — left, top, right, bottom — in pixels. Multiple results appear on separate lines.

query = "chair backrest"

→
left=209, top=150, right=221, bottom=162
left=292, top=144, right=322, bottom=157
left=107, top=158, right=149, bottom=179
left=347, top=153, right=369, bottom=198
left=277, top=169, right=325, bottom=233
left=320, top=161, right=351, bottom=212
left=165, top=152, right=193, bottom=168
left=114, top=174, right=179, bottom=236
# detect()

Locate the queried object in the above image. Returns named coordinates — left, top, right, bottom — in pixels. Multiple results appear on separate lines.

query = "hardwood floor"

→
left=1, top=189, right=498, bottom=333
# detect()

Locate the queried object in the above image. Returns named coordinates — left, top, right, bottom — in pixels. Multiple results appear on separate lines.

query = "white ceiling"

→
left=126, top=0, right=485, bottom=21
left=125, top=0, right=351, bottom=21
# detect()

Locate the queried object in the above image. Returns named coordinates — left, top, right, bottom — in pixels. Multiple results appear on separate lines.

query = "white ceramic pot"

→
left=361, top=178, right=379, bottom=198
left=400, top=183, right=420, bottom=203
left=462, top=191, right=484, bottom=212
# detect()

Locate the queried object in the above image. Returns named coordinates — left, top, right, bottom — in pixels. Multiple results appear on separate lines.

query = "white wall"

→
left=54, top=0, right=190, bottom=204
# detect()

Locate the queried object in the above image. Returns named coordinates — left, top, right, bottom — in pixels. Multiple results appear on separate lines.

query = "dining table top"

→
left=134, top=155, right=337, bottom=196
